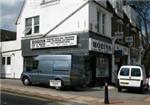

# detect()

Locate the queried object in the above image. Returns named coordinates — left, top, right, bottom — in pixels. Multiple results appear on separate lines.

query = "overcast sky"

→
left=0, top=0, right=24, bottom=32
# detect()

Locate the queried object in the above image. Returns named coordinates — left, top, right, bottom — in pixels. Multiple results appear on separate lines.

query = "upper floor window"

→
left=97, top=11, right=106, bottom=35
left=102, top=14, right=105, bottom=34
left=25, top=16, right=40, bottom=35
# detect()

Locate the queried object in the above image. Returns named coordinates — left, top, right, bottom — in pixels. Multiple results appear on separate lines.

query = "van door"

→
left=118, top=67, right=130, bottom=86
left=38, top=60, right=53, bottom=84
left=130, top=68, right=141, bottom=87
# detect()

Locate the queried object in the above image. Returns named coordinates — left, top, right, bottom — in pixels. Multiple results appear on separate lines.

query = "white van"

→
left=117, top=65, right=149, bottom=93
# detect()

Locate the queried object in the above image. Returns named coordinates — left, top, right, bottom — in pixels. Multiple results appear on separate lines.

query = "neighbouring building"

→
left=0, top=29, right=23, bottom=78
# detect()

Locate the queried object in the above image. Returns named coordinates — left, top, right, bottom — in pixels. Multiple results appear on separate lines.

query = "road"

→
left=1, top=79, right=150, bottom=101
left=1, top=91, right=66, bottom=105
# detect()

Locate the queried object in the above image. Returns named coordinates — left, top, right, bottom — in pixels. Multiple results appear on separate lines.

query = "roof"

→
left=0, top=29, right=16, bottom=42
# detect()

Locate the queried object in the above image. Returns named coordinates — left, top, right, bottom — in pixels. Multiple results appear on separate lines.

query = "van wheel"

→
left=22, top=77, right=31, bottom=86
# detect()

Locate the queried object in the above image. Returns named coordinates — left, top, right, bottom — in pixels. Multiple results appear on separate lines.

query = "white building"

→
left=17, top=0, right=113, bottom=85
left=0, top=29, right=23, bottom=79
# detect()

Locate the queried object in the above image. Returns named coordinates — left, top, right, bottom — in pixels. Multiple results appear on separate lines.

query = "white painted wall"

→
left=1, top=51, right=23, bottom=78
left=89, top=1, right=112, bottom=38
left=17, top=0, right=89, bottom=38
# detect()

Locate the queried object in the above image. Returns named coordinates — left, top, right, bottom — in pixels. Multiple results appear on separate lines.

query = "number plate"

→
left=50, top=80, right=61, bottom=87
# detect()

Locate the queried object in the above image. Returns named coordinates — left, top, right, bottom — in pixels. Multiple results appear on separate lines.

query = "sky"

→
left=0, top=0, right=24, bottom=32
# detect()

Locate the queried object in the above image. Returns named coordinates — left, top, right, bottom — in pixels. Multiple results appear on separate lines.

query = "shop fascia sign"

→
left=30, top=35, right=77, bottom=49
left=89, top=38, right=112, bottom=54
left=115, top=44, right=129, bottom=55
left=125, top=36, right=133, bottom=43
left=114, top=32, right=124, bottom=40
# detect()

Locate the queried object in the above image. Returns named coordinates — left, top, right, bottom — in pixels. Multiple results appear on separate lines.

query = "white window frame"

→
left=97, top=10, right=106, bottom=35
left=25, top=16, right=40, bottom=35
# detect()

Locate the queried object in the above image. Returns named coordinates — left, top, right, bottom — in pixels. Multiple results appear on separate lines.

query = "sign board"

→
left=30, top=35, right=77, bottom=49
left=89, top=38, right=112, bottom=54
left=115, top=44, right=129, bottom=55
left=114, top=32, right=124, bottom=39
left=125, top=36, right=133, bottom=43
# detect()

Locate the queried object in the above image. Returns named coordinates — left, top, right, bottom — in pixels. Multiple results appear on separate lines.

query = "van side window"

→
left=120, top=68, right=129, bottom=76
left=131, top=68, right=141, bottom=76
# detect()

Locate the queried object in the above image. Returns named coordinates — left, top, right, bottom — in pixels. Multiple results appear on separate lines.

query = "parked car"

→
left=117, top=65, right=149, bottom=93
left=21, top=55, right=87, bottom=90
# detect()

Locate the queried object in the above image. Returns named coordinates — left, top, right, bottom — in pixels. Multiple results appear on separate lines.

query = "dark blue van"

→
left=21, top=55, right=87, bottom=90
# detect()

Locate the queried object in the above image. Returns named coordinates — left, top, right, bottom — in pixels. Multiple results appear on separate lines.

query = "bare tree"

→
left=127, top=0, right=150, bottom=75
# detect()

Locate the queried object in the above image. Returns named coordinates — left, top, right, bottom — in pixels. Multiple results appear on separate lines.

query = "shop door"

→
left=95, top=57, right=109, bottom=86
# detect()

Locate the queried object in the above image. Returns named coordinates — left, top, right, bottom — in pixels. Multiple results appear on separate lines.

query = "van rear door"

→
left=118, top=67, right=130, bottom=86
left=130, top=67, right=142, bottom=87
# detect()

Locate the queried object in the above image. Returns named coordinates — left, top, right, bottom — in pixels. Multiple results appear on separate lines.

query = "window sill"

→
left=22, top=33, right=43, bottom=40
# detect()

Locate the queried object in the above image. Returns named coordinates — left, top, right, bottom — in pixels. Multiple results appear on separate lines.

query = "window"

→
left=97, top=11, right=100, bottom=32
left=34, top=16, right=39, bottom=33
left=97, top=10, right=106, bottom=35
left=102, top=14, right=105, bottom=34
left=25, top=18, right=32, bottom=35
left=7, top=57, right=11, bottom=65
left=131, top=68, right=141, bottom=77
left=25, top=16, right=40, bottom=35
left=2, top=57, right=5, bottom=65
left=24, top=57, right=38, bottom=70
left=120, top=68, right=129, bottom=76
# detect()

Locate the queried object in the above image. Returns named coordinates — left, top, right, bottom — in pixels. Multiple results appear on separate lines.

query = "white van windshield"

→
left=120, top=68, right=129, bottom=76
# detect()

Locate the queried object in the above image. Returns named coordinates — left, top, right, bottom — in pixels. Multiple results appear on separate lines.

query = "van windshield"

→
left=120, top=68, right=129, bottom=76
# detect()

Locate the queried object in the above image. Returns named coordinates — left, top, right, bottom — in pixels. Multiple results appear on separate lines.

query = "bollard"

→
left=104, top=81, right=109, bottom=104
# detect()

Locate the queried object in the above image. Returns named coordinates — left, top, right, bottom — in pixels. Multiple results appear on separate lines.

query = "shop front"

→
left=88, top=34, right=112, bottom=86
left=114, top=44, right=128, bottom=83
left=22, top=32, right=112, bottom=86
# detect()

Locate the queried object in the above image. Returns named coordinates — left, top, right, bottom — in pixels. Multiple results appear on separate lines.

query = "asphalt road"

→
left=1, top=92, right=64, bottom=105
left=1, top=79, right=150, bottom=102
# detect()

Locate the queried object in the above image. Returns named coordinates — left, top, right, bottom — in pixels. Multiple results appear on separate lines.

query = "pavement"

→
left=1, top=79, right=150, bottom=105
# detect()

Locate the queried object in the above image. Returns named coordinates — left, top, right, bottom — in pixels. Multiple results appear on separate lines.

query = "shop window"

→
left=7, top=57, right=11, bottom=65
left=25, top=16, right=40, bottom=35
left=96, top=58, right=109, bottom=77
left=2, top=57, right=5, bottom=65
left=24, top=57, right=38, bottom=70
